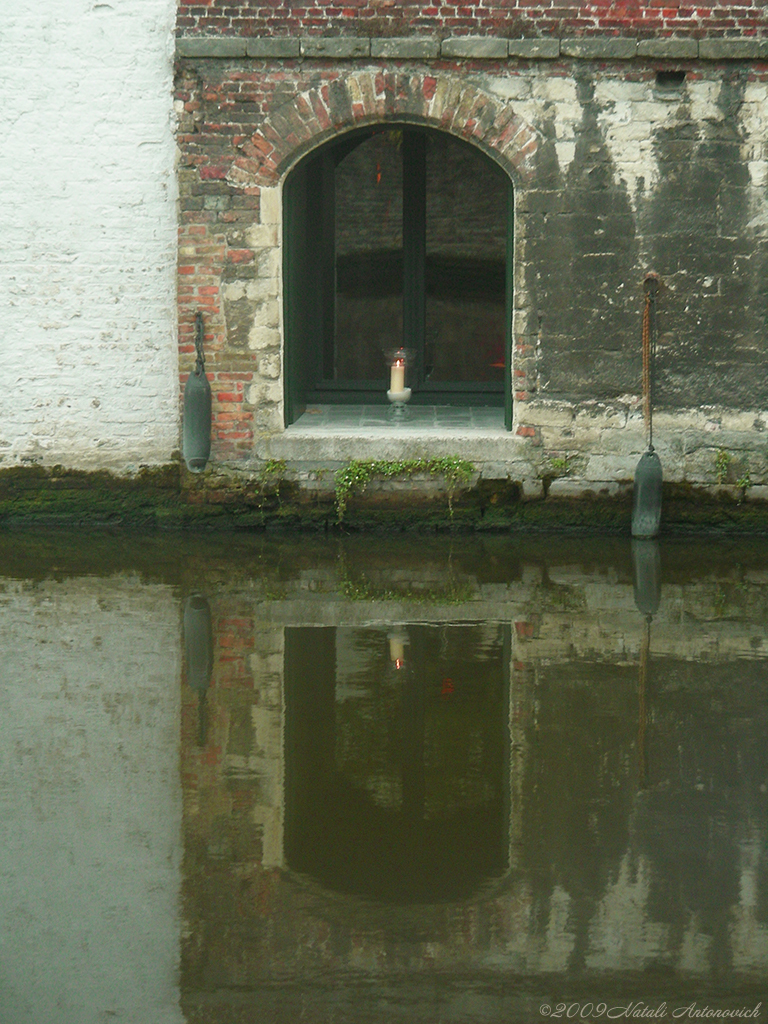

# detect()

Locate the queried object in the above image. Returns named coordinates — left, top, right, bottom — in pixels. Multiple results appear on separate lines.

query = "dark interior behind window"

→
left=283, top=126, right=513, bottom=424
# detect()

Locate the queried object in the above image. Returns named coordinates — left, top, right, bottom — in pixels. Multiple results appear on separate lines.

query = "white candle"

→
left=390, top=359, right=405, bottom=393
left=389, top=637, right=405, bottom=663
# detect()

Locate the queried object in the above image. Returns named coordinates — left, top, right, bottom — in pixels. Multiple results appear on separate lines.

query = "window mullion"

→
left=402, top=132, right=426, bottom=388
left=320, top=152, right=336, bottom=381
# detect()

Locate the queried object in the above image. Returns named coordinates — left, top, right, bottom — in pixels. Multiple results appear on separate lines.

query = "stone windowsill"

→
left=254, top=404, right=527, bottom=471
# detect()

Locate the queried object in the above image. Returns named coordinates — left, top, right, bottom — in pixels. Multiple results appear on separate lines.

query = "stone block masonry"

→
left=1, top=0, right=179, bottom=473
left=175, top=43, right=768, bottom=497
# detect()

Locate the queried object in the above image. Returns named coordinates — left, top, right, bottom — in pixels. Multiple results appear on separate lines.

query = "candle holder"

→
left=386, top=347, right=412, bottom=420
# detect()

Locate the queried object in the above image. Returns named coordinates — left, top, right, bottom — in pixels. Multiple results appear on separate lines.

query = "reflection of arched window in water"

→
left=284, top=623, right=511, bottom=904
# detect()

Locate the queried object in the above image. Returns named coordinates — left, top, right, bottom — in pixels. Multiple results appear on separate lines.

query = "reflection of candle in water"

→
left=390, top=359, right=405, bottom=393
left=389, top=636, right=405, bottom=663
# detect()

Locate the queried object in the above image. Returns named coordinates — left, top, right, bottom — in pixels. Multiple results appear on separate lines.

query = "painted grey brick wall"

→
left=1, top=0, right=179, bottom=472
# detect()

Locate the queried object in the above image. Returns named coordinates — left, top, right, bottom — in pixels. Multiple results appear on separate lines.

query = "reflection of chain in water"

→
left=638, top=614, right=651, bottom=790
left=183, top=593, right=214, bottom=748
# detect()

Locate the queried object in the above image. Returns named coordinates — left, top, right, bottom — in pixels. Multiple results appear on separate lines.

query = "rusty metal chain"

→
left=642, top=275, right=658, bottom=449
left=194, top=311, right=206, bottom=376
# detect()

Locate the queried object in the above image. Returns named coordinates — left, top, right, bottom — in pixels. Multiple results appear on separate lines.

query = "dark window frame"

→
left=283, top=124, right=514, bottom=429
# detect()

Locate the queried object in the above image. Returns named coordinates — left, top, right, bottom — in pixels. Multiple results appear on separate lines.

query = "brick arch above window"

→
left=226, top=70, right=539, bottom=190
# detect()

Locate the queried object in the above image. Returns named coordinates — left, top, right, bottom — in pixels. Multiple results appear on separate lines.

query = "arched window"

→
left=283, top=125, right=513, bottom=428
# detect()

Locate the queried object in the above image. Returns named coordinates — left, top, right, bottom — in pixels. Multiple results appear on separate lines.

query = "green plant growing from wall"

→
left=714, top=449, right=752, bottom=492
left=256, top=458, right=287, bottom=502
left=545, top=454, right=574, bottom=478
left=338, top=571, right=475, bottom=604
left=715, top=449, right=732, bottom=485
left=712, top=584, right=729, bottom=618
left=335, top=540, right=476, bottom=603
left=334, top=456, right=474, bottom=522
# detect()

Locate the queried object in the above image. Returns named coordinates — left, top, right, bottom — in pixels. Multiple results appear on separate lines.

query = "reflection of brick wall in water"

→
left=181, top=611, right=286, bottom=997
left=173, top=557, right=768, bottom=1003
left=335, top=132, right=507, bottom=260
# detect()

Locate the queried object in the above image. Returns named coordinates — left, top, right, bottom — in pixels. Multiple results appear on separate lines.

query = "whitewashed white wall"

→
left=0, top=577, right=184, bottom=1024
left=0, top=0, right=179, bottom=472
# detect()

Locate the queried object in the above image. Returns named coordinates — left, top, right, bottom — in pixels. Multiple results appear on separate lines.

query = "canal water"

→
left=1, top=531, right=766, bottom=1024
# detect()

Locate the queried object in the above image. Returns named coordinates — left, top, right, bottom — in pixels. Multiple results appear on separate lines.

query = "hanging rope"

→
left=642, top=291, right=651, bottom=440
left=642, top=275, right=658, bottom=450
left=194, top=311, right=206, bottom=376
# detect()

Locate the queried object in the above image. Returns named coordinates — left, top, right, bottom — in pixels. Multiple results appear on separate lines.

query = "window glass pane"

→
left=425, top=134, right=507, bottom=384
left=335, top=131, right=404, bottom=381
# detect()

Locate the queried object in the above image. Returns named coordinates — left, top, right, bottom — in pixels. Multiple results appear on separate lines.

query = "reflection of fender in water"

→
left=632, top=539, right=661, bottom=617
left=632, top=539, right=661, bottom=790
left=183, top=594, right=214, bottom=746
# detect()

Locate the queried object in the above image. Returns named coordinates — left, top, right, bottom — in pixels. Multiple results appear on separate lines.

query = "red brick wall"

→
left=177, top=1, right=768, bottom=39
left=177, top=67, right=263, bottom=457
left=174, top=62, right=542, bottom=456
